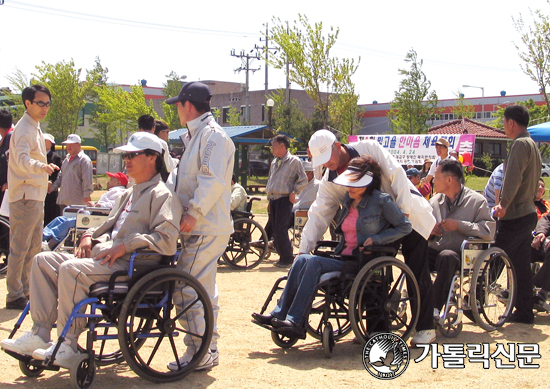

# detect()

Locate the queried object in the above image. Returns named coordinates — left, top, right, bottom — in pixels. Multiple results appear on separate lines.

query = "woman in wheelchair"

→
left=252, top=155, right=412, bottom=335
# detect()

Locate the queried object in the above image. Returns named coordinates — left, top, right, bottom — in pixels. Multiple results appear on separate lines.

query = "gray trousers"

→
left=174, top=234, right=228, bottom=353
left=7, top=199, right=44, bottom=302
left=30, top=251, right=129, bottom=341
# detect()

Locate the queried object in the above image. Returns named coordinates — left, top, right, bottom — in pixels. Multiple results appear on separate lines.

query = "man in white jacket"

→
left=300, top=130, right=437, bottom=346
left=165, top=82, right=235, bottom=370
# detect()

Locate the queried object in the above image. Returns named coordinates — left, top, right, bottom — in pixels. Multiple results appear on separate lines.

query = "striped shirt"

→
left=266, top=151, right=307, bottom=201
left=483, top=163, right=504, bottom=208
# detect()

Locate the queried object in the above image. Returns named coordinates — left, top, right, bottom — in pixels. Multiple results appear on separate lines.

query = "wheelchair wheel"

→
left=306, top=280, right=353, bottom=341
left=0, top=216, right=9, bottom=274
left=438, top=311, right=463, bottom=338
left=471, top=247, right=516, bottom=331
left=322, top=322, right=335, bottom=359
left=95, top=318, right=153, bottom=366
left=223, top=218, right=268, bottom=270
left=271, top=331, right=299, bottom=348
left=70, top=354, right=95, bottom=389
left=118, top=268, right=213, bottom=383
left=19, top=359, right=44, bottom=377
left=349, top=257, right=420, bottom=344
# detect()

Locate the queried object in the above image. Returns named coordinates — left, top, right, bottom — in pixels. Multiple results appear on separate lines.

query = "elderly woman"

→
left=252, top=155, right=412, bottom=334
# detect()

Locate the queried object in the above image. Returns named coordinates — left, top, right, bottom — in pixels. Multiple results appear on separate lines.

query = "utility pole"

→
left=231, top=49, right=260, bottom=125
left=256, top=23, right=279, bottom=98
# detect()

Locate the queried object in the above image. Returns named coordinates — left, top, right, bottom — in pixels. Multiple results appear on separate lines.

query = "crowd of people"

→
left=0, top=81, right=547, bottom=377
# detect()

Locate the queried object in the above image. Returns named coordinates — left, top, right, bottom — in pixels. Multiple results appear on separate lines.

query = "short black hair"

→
left=232, top=174, right=237, bottom=183
left=273, top=134, right=290, bottom=149
left=22, top=85, right=51, bottom=110
left=182, top=99, right=211, bottom=115
left=143, top=149, right=165, bottom=174
left=504, top=104, right=530, bottom=128
left=438, top=159, right=464, bottom=184
left=154, top=119, right=169, bottom=136
left=138, top=115, right=155, bottom=132
left=0, top=109, right=12, bottom=130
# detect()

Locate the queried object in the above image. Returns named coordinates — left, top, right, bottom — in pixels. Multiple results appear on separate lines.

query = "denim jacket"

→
left=333, top=189, right=412, bottom=254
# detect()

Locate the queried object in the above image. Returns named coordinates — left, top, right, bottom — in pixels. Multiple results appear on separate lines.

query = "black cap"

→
left=165, top=82, right=212, bottom=105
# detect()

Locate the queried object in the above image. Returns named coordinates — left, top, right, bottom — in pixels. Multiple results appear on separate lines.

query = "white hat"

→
left=309, top=129, right=336, bottom=168
left=62, top=134, right=81, bottom=144
left=43, top=133, right=55, bottom=144
left=302, top=160, right=314, bottom=172
left=114, top=132, right=163, bottom=155
left=333, top=166, right=373, bottom=188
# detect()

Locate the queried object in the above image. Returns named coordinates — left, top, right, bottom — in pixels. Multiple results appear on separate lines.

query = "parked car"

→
left=542, top=163, right=550, bottom=177
left=248, top=160, right=270, bottom=177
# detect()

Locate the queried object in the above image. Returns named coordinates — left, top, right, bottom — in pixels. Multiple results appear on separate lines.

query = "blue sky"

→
left=0, top=0, right=547, bottom=104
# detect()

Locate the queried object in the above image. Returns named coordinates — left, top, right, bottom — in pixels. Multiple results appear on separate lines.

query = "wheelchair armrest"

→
left=360, top=245, right=397, bottom=256
left=231, top=210, right=253, bottom=219
left=313, top=240, right=340, bottom=256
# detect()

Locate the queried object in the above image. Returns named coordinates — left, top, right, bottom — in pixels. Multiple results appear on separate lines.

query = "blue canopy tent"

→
left=528, top=122, right=550, bottom=142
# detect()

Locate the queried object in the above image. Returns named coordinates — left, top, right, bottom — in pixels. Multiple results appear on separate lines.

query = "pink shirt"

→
left=341, top=206, right=359, bottom=256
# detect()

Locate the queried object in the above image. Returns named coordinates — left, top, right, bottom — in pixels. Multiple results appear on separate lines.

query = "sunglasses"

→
left=32, top=100, right=52, bottom=108
left=121, top=151, right=146, bottom=160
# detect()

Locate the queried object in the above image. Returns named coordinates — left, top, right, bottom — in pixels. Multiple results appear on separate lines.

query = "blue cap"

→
left=406, top=168, right=421, bottom=177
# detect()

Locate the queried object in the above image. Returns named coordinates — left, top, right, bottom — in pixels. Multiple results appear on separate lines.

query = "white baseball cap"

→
left=309, top=129, right=337, bottom=168
left=114, top=132, right=163, bottom=155
left=333, top=167, right=373, bottom=188
left=43, top=133, right=55, bottom=144
left=62, top=134, right=81, bottom=144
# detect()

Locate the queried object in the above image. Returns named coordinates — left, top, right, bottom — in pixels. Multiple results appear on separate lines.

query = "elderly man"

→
left=7, top=84, right=59, bottom=310
left=407, top=167, right=431, bottom=200
left=428, top=160, right=495, bottom=316
left=165, top=81, right=235, bottom=370
left=265, top=135, right=307, bottom=268
left=50, top=134, right=94, bottom=210
left=230, top=174, right=247, bottom=213
left=301, top=129, right=437, bottom=346
left=493, top=105, right=541, bottom=324
left=292, top=160, right=319, bottom=213
left=422, top=137, right=455, bottom=185
left=0, top=132, right=182, bottom=368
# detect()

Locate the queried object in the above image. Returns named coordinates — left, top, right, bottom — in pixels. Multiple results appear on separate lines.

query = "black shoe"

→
left=271, top=318, right=298, bottom=329
left=252, top=313, right=274, bottom=326
left=271, top=318, right=306, bottom=338
left=274, top=261, right=292, bottom=268
left=509, top=311, right=535, bottom=324
left=6, top=297, right=28, bottom=310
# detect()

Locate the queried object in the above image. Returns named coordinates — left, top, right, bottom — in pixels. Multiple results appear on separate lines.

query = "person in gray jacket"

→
left=50, top=134, right=94, bottom=210
left=0, top=132, right=182, bottom=369
left=428, top=160, right=495, bottom=316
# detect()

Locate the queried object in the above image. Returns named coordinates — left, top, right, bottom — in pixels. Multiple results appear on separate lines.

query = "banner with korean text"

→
left=347, top=134, right=476, bottom=166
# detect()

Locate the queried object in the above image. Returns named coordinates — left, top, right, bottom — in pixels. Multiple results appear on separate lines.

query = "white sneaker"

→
left=32, top=339, right=80, bottom=368
left=410, top=329, right=436, bottom=347
left=1, top=332, right=49, bottom=356
left=167, top=349, right=217, bottom=371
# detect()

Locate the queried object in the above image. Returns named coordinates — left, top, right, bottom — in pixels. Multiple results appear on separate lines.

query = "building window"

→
left=222, top=107, right=230, bottom=123
left=486, top=143, right=501, bottom=156
left=475, top=143, right=482, bottom=155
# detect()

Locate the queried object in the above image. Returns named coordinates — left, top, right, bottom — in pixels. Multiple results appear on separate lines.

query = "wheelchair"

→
left=222, top=196, right=269, bottom=270
left=290, top=209, right=340, bottom=249
left=50, top=206, right=111, bottom=253
left=2, top=252, right=214, bottom=389
left=253, top=240, right=420, bottom=358
left=434, top=239, right=516, bottom=338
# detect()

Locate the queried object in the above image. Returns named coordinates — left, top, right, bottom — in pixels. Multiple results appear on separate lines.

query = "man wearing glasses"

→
left=6, top=85, right=59, bottom=310
left=1, top=132, right=182, bottom=367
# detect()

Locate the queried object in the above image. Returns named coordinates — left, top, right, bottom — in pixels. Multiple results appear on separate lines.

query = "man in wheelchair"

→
left=252, top=156, right=412, bottom=335
left=1, top=132, right=182, bottom=368
left=428, top=160, right=495, bottom=318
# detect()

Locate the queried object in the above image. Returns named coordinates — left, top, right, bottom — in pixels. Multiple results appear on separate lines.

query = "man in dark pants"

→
left=493, top=104, right=541, bottom=324
left=265, top=135, right=307, bottom=267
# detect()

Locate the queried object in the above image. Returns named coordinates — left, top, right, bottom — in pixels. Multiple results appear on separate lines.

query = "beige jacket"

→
left=7, top=112, right=48, bottom=202
left=87, top=174, right=183, bottom=260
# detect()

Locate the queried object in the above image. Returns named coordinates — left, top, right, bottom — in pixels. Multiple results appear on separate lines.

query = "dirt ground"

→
left=0, top=214, right=549, bottom=388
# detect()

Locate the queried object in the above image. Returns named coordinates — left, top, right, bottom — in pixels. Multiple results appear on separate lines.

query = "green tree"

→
left=450, top=89, right=475, bottom=119
left=93, top=84, right=158, bottom=145
left=388, top=49, right=439, bottom=134
left=3, top=68, right=29, bottom=120
left=268, top=89, right=313, bottom=147
left=227, top=106, right=242, bottom=127
left=267, top=14, right=360, bottom=131
left=33, top=59, right=102, bottom=141
left=487, top=98, right=548, bottom=129
left=162, top=71, right=184, bottom=130
left=86, top=57, right=115, bottom=151
left=513, top=2, right=550, bottom=112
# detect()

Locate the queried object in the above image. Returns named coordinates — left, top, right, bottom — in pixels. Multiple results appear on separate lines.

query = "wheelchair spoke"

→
left=173, top=297, right=201, bottom=322
left=167, top=333, right=180, bottom=368
left=145, top=333, right=165, bottom=366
